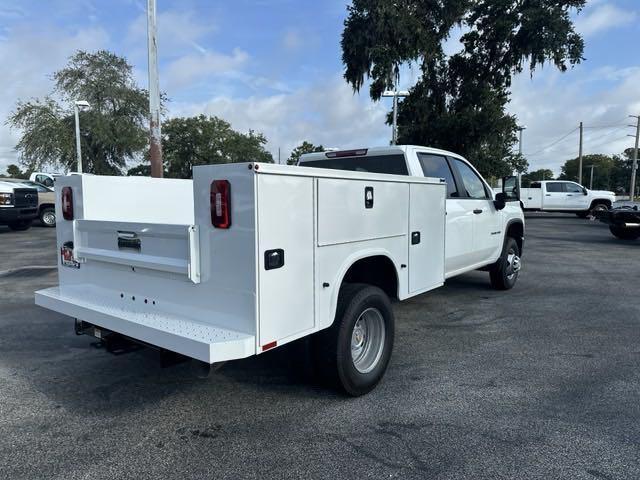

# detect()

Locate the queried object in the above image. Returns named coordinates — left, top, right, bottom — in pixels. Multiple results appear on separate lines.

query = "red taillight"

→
left=61, top=187, right=73, bottom=221
left=210, top=180, right=231, bottom=228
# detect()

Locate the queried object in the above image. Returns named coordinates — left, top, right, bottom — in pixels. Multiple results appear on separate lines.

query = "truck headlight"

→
left=0, top=193, right=13, bottom=206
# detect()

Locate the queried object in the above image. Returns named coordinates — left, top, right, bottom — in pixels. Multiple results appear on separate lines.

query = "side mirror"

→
left=494, top=192, right=507, bottom=211
left=583, top=187, right=588, bottom=195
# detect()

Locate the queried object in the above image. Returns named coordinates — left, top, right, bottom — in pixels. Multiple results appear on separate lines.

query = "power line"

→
left=525, top=127, right=579, bottom=156
left=583, top=125, right=629, bottom=146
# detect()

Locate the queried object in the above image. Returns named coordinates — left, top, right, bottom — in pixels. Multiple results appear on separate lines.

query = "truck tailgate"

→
left=35, top=284, right=254, bottom=363
left=73, top=220, right=201, bottom=283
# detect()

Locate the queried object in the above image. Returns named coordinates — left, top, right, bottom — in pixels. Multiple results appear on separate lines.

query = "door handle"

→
left=473, top=209, right=483, bottom=214
left=545, top=194, right=551, bottom=196
left=566, top=194, right=573, bottom=196
left=411, top=231, right=421, bottom=245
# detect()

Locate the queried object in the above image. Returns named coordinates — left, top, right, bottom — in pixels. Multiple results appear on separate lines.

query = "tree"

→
left=521, top=169, right=554, bottom=187
left=129, top=115, right=273, bottom=179
left=287, top=141, right=324, bottom=165
left=559, top=154, right=617, bottom=190
left=341, top=0, right=585, bottom=178
left=8, top=50, right=150, bottom=175
left=5, top=164, right=29, bottom=179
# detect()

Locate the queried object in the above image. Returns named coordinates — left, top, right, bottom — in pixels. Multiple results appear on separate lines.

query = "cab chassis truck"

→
left=35, top=146, right=524, bottom=395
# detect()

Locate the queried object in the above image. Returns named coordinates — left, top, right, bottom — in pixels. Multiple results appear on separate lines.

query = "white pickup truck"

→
left=520, top=180, right=615, bottom=217
left=35, top=145, right=524, bottom=396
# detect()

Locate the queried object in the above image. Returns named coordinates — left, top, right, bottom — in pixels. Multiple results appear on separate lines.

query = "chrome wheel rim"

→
left=351, top=307, right=385, bottom=374
left=42, top=211, right=56, bottom=226
left=506, top=249, right=521, bottom=280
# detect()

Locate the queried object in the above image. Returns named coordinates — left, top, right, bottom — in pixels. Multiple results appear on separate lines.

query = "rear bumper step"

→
left=35, top=286, right=255, bottom=364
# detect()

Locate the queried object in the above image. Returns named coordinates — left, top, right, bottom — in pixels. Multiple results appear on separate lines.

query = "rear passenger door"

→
left=450, top=158, right=502, bottom=266
left=417, top=153, right=475, bottom=275
left=543, top=182, right=566, bottom=209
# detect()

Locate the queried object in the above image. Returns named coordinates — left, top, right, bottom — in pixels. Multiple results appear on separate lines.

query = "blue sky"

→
left=1, top=0, right=639, bottom=174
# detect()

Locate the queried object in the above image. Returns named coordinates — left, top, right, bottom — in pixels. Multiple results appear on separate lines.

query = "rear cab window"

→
left=299, top=154, right=408, bottom=175
left=417, top=153, right=458, bottom=197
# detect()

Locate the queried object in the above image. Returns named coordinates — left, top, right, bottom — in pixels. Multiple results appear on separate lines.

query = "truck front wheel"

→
left=489, top=237, right=521, bottom=290
left=610, top=226, right=640, bottom=240
left=315, top=284, right=395, bottom=396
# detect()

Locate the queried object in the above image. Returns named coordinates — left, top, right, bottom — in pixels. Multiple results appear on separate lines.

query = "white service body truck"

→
left=519, top=180, right=615, bottom=217
left=35, top=146, right=524, bottom=395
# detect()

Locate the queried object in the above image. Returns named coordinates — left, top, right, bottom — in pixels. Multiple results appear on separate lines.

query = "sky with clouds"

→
left=0, top=0, right=638, bottom=175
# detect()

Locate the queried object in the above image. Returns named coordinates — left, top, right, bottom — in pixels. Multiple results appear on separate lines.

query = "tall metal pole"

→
left=74, top=104, right=83, bottom=174
left=392, top=93, right=399, bottom=145
left=630, top=115, right=639, bottom=201
left=147, top=0, right=163, bottom=178
left=588, top=165, right=594, bottom=190
left=383, top=90, right=408, bottom=146
left=578, top=121, right=583, bottom=185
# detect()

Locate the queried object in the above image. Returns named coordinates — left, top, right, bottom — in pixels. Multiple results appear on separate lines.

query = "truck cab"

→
left=521, top=180, right=615, bottom=217
left=298, top=145, right=524, bottom=281
left=0, top=180, right=39, bottom=231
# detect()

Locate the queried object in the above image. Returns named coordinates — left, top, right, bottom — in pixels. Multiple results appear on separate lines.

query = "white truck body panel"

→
left=36, top=163, right=448, bottom=363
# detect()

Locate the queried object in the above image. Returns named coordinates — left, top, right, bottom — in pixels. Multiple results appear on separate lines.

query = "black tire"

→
left=7, top=220, right=31, bottom=231
left=39, top=207, right=56, bottom=227
left=609, top=226, right=640, bottom=240
left=314, top=283, right=395, bottom=396
left=589, top=202, right=609, bottom=216
left=489, top=237, right=521, bottom=290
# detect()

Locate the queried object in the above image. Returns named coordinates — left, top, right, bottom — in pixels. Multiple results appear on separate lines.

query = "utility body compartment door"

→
left=256, top=174, right=315, bottom=349
left=408, top=183, right=446, bottom=293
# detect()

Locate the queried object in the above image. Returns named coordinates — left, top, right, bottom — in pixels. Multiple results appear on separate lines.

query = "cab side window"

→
left=452, top=158, right=489, bottom=199
left=417, top=153, right=459, bottom=197
left=546, top=183, right=564, bottom=193
left=564, top=183, right=583, bottom=193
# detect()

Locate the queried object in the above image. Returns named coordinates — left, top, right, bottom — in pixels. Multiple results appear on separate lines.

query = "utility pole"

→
left=630, top=115, right=639, bottom=201
left=588, top=165, right=594, bottom=190
left=73, top=100, right=90, bottom=174
left=578, top=121, right=583, bottom=185
left=147, top=0, right=163, bottom=178
left=382, top=90, right=409, bottom=145
left=517, top=125, right=526, bottom=189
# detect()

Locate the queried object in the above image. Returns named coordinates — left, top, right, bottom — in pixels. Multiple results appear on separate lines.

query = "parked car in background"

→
left=0, top=180, right=38, bottom=231
left=4, top=179, right=56, bottom=227
left=520, top=180, right=615, bottom=217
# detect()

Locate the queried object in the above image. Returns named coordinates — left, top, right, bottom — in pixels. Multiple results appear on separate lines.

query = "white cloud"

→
left=575, top=4, right=637, bottom=37
left=163, top=48, right=249, bottom=90
left=509, top=65, right=639, bottom=175
left=0, top=25, right=110, bottom=172
left=126, top=10, right=217, bottom=57
left=169, top=76, right=391, bottom=162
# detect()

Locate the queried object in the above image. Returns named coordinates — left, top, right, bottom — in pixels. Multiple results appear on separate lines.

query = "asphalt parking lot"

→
left=1, top=215, right=639, bottom=480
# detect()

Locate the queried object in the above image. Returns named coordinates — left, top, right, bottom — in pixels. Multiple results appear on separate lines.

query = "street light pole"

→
left=382, top=90, right=409, bottom=145
left=630, top=115, right=639, bottom=201
left=147, top=0, right=163, bottom=178
left=73, top=100, right=90, bottom=174
left=517, top=125, right=526, bottom=189
left=588, top=165, right=594, bottom=190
